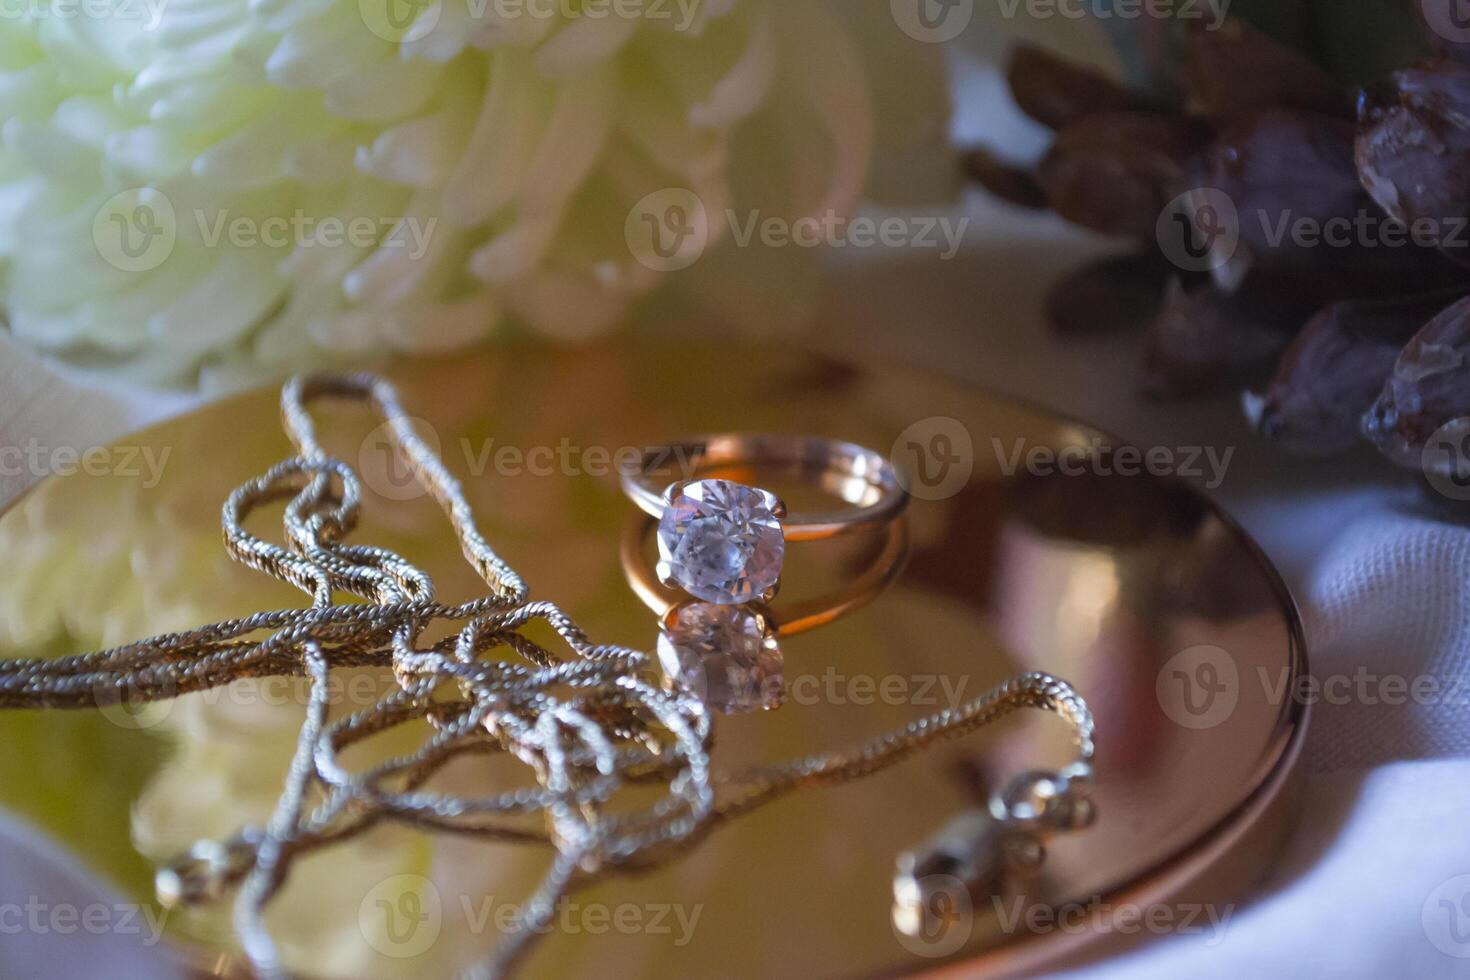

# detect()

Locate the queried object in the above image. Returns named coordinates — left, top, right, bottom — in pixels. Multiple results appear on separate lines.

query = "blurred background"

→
left=3, top=1, right=1470, bottom=977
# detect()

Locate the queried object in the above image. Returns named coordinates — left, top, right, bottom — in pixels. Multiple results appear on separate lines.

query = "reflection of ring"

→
left=619, top=514, right=910, bottom=638
left=619, top=434, right=908, bottom=606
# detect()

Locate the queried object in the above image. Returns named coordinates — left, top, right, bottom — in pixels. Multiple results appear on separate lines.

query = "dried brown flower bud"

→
left=1234, top=253, right=1467, bottom=321
left=1187, top=109, right=1364, bottom=266
left=1143, top=279, right=1295, bottom=399
left=1006, top=43, right=1152, bottom=131
left=1363, top=293, right=1470, bottom=467
left=1044, top=250, right=1174, bottom=335
left=1251, top=290, right=1464, bottom=454
left=1357, top=59, right=1470, bottom=230
left=1181, top=19, right=1347, bottom=118
left=1039, top=113, right=1207, bottom=241
left=962, top=147, right=1046, bottom=210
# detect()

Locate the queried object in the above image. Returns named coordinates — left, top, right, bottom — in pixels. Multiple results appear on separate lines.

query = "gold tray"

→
left=0, top=344, right=1306, bottom=978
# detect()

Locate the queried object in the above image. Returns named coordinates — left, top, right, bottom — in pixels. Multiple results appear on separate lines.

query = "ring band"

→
left=620, top=434, right=908, bottom=542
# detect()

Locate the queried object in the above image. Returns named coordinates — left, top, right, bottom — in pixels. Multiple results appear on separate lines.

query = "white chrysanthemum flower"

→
left=0, top=0, right=943, bottom=386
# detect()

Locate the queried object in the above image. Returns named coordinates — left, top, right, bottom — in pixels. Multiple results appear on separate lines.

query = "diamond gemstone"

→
left=657, top=604, right=784, bottom=714
left=657, top=479, right=785, bottom=605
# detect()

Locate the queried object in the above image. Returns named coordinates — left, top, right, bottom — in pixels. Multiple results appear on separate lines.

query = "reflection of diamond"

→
left=657, top=479, right=784, bottom=605
left=657, top=604, right=783, bottom=714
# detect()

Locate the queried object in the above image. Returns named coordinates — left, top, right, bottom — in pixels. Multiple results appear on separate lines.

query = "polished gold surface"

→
left=0, top=345, right=1306, bottom=978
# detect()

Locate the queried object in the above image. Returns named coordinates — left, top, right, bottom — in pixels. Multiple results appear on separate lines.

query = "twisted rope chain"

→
left=0, top=372, right=1095, bottom=978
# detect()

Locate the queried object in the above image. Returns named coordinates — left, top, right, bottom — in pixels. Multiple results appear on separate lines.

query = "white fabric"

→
left=1057, top=758, right=1470, bottom=978
left=2, top=27, right=1469, bottom=976
left=0, top=813, right=186, bottom=979
left=0, top=340, right=195, bottom=506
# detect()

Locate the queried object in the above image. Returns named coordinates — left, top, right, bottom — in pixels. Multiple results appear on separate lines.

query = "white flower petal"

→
left=503, top=266, right=632, bottom=341
left=0, top=0, right=933, bottom=385
left=382, top=289, right=499, bottom=351
left=441, top=46, right=551, bottom=225
left=191, top=110, right=341, bottom=189
left=688, top=8, right=774, bottom=128
left=0, top=64, right=61, bottom=121
left=264, top=7, right=392, bottom=90
left=354, top=104, right=463, bottom=188
left=3, top=116, right=101, bottom=183
left=322, top=50, right=445, bottom=122
left=534, top=14, right=639, bottom=77
left=147, top=247, right=284, bottom=349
